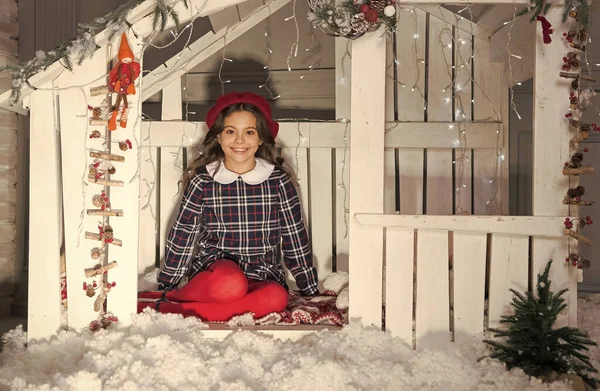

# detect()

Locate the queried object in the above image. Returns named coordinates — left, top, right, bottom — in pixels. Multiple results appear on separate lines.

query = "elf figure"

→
left=107, top=33, right=140, bottom=130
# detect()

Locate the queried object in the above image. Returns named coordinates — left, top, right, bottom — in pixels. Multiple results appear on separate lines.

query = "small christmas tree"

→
left=483, top=259, right=599, bottom=389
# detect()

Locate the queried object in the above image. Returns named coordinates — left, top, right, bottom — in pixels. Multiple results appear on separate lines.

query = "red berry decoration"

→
left=584, top=147, right=589, bottom=152
left=111, top=282, right=116, bottom=287
left=360, top=4, right=370, bottom=13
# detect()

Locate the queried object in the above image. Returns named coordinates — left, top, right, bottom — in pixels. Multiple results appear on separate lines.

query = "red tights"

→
left=138, top=260, right=289, bottom=321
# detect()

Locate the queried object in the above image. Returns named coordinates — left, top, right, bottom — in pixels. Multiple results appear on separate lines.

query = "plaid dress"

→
left=157, top=159, right=319, bottom=296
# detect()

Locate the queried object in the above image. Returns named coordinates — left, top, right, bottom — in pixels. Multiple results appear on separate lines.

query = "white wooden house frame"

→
left=0, top=0, right=580, bottom=348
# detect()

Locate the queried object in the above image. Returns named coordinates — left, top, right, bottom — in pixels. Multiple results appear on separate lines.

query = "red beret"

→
left=206, top=91, right=279, bottom=139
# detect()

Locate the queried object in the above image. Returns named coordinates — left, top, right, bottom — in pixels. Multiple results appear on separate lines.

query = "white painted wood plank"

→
left=385, top=227, right=414, bottom=346
left=428, top=15, right=453, bottom=122
left=157, top=78, right=184, bottom=266
left=453, top=231, right=487, bottom=340
left=384, top=149, right=396, bottom=214
left=426, top=150, right=453, bottom=215
left=532, top=6, right=575, bottom=327
left=489, top=13, right=534, bottom=64
left=473, top=37, right=502, bottom=122
left=455, top=148, right=473, bottom=214
left=415, top=229, right=450, bottom=348
left=417, top=6, right=490, bottom=40
left=354, top=214, right=568, bottom=237
left=335, top=37, right=351, bottom=120
left=138, top=146, right=158, bottom=274
left=473, top=149, right=500, bottom=215
left=105, top=32, right=143, bottom=325
left=161, top=78, right=183, bottom=121
left=281, top=145, right=309, bottom=290
left=488, top=233, right=529, bottom=328
left=398, top=150, right=424, bottom=215
left=57, top=49, right=107, bottom=331
left=208, top=5, right=240, bottom=33
left=27, top=86, right=62, bottom=342
left=348, top=27, right=386, bottom=328
left=156, top=160, right=183, bottom=263
left=280, top=125, right=310, bottom=222
left=426, top=15, right=453, bottom=216
left=335, top=145, right=350, bottom=273
left=473, top=34, right=505, bottom=216
left=385, top=31, right=395, bottom=122
left=236, top=0, right=264, bottom=19
left=454, top=27, right=473, bottom=215
left=396, top=7, right=425, bottom=218
left=309, top=148, right=334, bottom=289
left=396, top=7, right=426, bottom=122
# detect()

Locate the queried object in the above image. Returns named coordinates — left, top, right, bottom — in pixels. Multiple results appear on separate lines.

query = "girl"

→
left=140, top=92, right=319, bottom=322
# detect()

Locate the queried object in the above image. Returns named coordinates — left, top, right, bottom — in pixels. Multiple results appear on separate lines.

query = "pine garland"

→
left=0, top=0, right=189, bottom=105
left=518, top=0, right=590, bottom=29
left=483, top=260, right=599, bottom=389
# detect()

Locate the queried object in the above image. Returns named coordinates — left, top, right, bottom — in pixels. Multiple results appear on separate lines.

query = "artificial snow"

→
left=3, top=296, right=600, bottom=390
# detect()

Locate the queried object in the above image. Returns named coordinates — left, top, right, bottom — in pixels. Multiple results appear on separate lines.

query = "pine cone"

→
left=108, top=166, right=116, bottom=175
left=370, top=0, right=386, bottom=12
left=580, top=259, right=591, bottom=269
left=571, top=151, right=584, bottom=166
left=567, top=185, right=585, bottom=199
left=92, top=107, right=102, bottom=119
left=119, top=141, right=128, bottom=151
left=350, top=13, right=371, bottom=35
left=92, top=194, right=105, bottom=208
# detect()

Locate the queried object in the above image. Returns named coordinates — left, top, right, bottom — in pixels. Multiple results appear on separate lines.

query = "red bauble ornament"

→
left=365, top=9, right=379, bottom=22
left=360, top=4, right=370, bottom=13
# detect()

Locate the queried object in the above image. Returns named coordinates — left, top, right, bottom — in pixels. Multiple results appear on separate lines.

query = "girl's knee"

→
left=259, top=282, right=289, bottom=312
left=209, top=261, right=248, bottom=302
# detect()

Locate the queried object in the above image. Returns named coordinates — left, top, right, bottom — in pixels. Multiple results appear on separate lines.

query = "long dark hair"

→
left=182, top=103, right=295, bottom=187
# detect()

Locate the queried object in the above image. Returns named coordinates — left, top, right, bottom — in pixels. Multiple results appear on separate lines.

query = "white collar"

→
left=206, top=158, right=275, bottom=185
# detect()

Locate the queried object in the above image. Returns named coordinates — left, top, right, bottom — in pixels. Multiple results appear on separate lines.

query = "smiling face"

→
left=217, top=110, right=262, bottom=174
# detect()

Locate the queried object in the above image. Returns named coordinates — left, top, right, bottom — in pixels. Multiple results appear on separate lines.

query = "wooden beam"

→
left=489, top=12, right=534, bottom=67
left=531, top=5, right=575, bottom=327
left=476, top=4, right=529, bottom=33
left=347, top=27, right=387, bottom=329
left=208, top=4, right=240, bottom=33
left=142, top=0, right=291, bottom=101
left=27, top=86, right=62, bottom=342
left=416, top=5, right=490, bottom=40
left=354, top=214, right=568, bottom=237
left=141, top=120, right=503, bottom=149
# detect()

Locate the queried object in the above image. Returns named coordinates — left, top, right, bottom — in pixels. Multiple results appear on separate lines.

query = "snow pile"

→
left=3, top=296, right=600, bottom=390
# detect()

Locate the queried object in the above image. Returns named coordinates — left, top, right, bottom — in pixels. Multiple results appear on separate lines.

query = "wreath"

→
left=307, top=0, right=397, bottom=40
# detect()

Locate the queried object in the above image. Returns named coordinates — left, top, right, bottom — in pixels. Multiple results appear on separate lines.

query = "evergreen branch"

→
left=483, top=260, right=598, bottom=387
left=0, top=0, right=190, bottom=105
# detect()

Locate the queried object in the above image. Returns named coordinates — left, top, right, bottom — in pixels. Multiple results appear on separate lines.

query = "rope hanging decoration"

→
left=307, top=0, right=397, bottom=40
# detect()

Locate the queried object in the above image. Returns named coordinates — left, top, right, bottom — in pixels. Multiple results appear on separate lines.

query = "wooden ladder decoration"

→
left=559, top=25, right=597, bottom=273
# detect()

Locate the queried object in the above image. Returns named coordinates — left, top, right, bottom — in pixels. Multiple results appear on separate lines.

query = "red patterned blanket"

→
left=138, top=289, right=347, bottom=326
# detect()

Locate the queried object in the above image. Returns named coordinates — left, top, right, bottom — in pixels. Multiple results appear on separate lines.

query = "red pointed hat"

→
left=206, top=91, right=279, bottom=139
